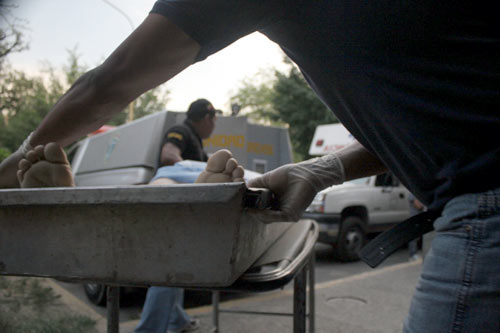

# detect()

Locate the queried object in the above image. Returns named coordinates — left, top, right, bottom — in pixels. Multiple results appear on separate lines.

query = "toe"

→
left=224, top=158, right=238, bottom=174
left=206, top=149, right=232, bottom=173
left=17, top=169, right=24, bottom=185
left=44, top=143, right=69, bottom=164
left=232, top=165, right=244, bottom=181
left=18, top=158, right=32, bottom=172
left=25, top=150, right=40, bottom=163
left=33, top=145, right=45, bottom=160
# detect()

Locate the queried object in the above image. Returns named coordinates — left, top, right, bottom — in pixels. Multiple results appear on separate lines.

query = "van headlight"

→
left=306, top=192, right=326, bottom=213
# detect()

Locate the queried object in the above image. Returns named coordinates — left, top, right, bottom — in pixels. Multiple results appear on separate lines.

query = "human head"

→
left=186, top=98, right=219, bottom=139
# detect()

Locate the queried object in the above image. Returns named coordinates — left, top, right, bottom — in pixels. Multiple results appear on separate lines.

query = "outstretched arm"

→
left=248, top=141, right=388, bottom=222
left=0, top=14, right=200, bottom=188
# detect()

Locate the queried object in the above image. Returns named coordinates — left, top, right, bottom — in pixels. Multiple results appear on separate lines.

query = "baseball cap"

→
left=186, top=99, right=221, bottom=120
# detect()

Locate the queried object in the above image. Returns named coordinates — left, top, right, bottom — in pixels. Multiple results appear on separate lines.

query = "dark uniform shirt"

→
left=162, top=120, right=208, bottom=162
left=151, top=0, right=500, bottom=210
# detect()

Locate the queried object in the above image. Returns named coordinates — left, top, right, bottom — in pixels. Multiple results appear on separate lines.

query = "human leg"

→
left=137, top=150, right=242, bottom=332
left=165, top=288, right=195, bottom=332
left=407, top=239, right=420, bottom=261
left=404, top=188, right=500, bottom=332
left=134, top=287, right=181, bottom=333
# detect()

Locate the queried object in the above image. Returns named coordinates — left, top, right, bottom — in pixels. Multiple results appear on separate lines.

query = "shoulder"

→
left=165, top=124, right=190, bottom=141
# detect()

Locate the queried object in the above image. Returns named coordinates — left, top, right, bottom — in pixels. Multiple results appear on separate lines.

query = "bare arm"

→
left=160, top=143, right=183, bottom=166
left=335, top=141, right=388, bottom=181
left=0, top=14, right=200, bottom=188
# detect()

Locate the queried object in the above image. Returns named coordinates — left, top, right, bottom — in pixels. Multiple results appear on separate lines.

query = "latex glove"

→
left=247, top=153, right=345, bottom=223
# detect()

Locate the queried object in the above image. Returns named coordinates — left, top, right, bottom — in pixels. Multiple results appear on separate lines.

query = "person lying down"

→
left=150, top=156, right=262, bottom=186
left=16, top=142, right=252, bottom=188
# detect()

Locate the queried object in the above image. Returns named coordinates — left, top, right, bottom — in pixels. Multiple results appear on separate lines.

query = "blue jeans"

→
left=134, top=287, right=191, bottom=333
left=404, top=187, right=500, bottom=332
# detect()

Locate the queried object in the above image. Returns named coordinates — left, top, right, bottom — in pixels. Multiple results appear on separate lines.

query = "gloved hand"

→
left=247, top=153, right=345, bottom=223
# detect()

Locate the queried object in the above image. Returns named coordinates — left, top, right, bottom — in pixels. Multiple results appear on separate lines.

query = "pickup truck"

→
left=303, top=172, right=410, bottom=262
left=305, top=123, right=411, bottom=261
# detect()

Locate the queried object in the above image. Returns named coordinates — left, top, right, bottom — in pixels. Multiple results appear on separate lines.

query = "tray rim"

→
left=0, top=182, right=247, bottom=206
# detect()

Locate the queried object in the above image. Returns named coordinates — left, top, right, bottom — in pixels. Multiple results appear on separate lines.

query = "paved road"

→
left=53, top=244, right=411, bottom=325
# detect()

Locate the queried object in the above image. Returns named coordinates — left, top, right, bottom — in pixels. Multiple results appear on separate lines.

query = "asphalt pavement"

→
left=118, top=259, right=421, bottom=333
left=48, top=249, right=423, bottom=333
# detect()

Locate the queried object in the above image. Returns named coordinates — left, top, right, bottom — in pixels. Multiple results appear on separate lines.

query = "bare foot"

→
left=195, top=149, right=244, bottom=183
left=17, top=143, right=75, bottom=188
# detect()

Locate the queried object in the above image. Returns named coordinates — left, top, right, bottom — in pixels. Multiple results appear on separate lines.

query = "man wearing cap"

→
left=134, top=99, right=218, bottom=333
left=159, top=99, right=217, bottom=167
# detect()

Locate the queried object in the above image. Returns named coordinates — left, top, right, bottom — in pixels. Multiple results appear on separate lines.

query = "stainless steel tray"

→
left=0, top=183, right=292, bottom=287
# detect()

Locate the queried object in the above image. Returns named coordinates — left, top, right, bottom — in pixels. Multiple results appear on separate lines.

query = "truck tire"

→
left=83, top=283, right=107, bottom=306
left=334, top=216, right=366, bottom=262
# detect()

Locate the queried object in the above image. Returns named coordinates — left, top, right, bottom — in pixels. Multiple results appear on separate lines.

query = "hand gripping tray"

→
left=0, top=183, right=292, bottom=287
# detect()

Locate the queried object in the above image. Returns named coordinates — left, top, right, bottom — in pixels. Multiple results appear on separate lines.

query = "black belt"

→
left=359, top=210, right=442, bottom=268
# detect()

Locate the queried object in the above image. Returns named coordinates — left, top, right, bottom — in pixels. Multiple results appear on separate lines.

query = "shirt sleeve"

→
left=150, top=0, right=289, bottom=61
left=163, top=125, right=189, bottom=153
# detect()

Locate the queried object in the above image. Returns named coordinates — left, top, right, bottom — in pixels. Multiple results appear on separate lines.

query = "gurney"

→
left=0, top=183, right=317, bottom=332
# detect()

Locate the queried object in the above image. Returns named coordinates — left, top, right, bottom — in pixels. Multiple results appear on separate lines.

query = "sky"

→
left=3, top=0, right=287, bottom=112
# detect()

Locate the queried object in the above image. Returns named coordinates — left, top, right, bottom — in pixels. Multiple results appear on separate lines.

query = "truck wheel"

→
left=83, top=283, right=107, bottom=306
left=334, top=217, right=366, bottom=262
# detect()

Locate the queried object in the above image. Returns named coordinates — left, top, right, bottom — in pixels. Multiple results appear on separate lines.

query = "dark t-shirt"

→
left=151, top=0, right=500, bottom=210
left=162, top=120, right=208, bottom=162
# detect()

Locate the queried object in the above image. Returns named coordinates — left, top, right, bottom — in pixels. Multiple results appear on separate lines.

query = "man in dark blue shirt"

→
left=1, top=1, right=498, bottom=331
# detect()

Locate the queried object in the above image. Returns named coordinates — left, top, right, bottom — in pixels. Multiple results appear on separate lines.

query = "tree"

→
left=231, top=60, right=337, bottom=161
left=0, top=3, right=28, bottom=71
left=0, top=49, right=169, bottom=162
left=0, top=68, right=64, bottom=156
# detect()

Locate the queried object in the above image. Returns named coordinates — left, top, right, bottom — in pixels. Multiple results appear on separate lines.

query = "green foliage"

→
left=0, top=48, right=169, bottom=155
left=231, top=60, right=337, bottom=161
left=63, top=47, right=87, bottom=86
left=0, top=68, right=64, bottom=153
left=0, top=146, right=11, bottom=162
left=0, top=11, right=169, bottom=153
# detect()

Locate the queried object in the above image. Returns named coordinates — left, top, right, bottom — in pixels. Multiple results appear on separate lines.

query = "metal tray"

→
left=0, top=183, right=292, bottom=287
